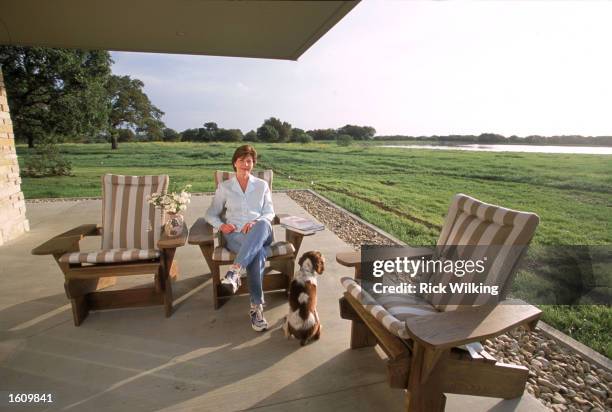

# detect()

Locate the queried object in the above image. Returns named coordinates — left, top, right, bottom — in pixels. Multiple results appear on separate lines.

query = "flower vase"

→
left=164, top=213, right=184, bottom=237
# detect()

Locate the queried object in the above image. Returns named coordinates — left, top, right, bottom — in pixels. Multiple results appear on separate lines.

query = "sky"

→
left=110, top=1, right=612, bottom=137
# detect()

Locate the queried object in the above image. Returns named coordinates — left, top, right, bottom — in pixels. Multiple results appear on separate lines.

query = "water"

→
left=380, top=144, right=612, bottom=155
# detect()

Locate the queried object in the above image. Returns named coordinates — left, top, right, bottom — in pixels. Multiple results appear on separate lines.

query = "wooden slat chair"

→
left=338, top=194, right=541, bottom=411
left=188, top=170, right=309, bottom=309
left=32, top=174, right=187, bottom=326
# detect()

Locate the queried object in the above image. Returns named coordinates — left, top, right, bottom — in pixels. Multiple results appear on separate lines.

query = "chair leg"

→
left=212, top=263, right=222, bottom=310
left=286, top=258, right=295, bottom=282
left=350, top=320, right=377, bottom=349
left=405, top=343, right=446, bottom=412
left=70, top=296, right=89, bottom=326
left=64, top=277, right=116, bottom=326
left=161, top=249, right=176, bottom=317
left=404, top=389, right=446, bottom=412
left=164, top=274, right=173, bottom=317
left=169, top=260, right=179, bottom=280
left=338, top=296, right=378, bottom=349
left=281, top=258, right=294, bottom=295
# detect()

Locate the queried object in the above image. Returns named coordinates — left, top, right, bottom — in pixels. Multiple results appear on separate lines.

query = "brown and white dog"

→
left=283, top=251, right=325, bottom=346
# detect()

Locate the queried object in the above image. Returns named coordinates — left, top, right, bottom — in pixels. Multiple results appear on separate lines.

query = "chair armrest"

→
left=31, top=224, right=101, bottom=256
left=188, top=218, right=215, bottom=245
left=404, top=300, right=542, bottom=351
left=336, top=247, right=435, bottom=268
left=158, top=222, right=188, bottom=249
left=276, top=213, right=320, bottom=238
left=336, top=250, right=361, bottom=267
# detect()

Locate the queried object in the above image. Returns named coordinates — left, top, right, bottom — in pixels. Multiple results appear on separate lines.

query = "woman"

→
left=205, top=145, right=274, bottom=331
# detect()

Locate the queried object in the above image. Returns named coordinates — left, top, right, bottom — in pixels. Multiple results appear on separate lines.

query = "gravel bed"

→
left=286, top=190, right=396, bottom=248
left=287, top=189, right=612, bottom=412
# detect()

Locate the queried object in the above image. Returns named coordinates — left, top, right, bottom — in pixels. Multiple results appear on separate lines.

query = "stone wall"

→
left=0, top=67, right=29, bottom=245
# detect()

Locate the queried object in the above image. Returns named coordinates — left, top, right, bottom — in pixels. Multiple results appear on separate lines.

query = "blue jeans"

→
left=223, top=220, right=273, bottom=305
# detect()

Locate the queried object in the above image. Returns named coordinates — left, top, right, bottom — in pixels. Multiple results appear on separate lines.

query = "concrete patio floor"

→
left=0, top=193, right=546, bottom=411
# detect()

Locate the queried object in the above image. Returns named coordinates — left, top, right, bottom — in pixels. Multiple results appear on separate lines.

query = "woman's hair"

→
left=232, top=145, right=257, bottom=171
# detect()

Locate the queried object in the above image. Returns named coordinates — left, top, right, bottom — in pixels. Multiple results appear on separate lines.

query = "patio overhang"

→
left=0, top=0, right=359, bottom=60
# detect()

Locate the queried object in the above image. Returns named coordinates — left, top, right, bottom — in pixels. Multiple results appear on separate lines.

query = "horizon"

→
left=110, top=1, right=612, bottom=137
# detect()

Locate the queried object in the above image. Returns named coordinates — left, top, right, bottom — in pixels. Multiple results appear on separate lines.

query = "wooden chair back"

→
left=101, top=174, right=169, bottom=250
left=425, top=194, right=539, bottom=309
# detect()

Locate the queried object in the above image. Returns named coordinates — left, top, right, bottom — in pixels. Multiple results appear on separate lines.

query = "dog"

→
left=283, top=251, right=325, bottom=346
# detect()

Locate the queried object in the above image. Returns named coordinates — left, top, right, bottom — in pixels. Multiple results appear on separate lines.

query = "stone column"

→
left=0, top=67, right=29, bottom=245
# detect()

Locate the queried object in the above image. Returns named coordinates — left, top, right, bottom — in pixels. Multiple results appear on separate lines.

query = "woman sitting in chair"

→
left=205, top=145, right=274, bottom=331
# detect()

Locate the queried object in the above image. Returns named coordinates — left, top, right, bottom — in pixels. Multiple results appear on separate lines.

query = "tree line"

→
left=0, top=46, right=376, bottom=149
left=376, top=133, right=612, bottom=146
left=168, top=121, right=375, bottom=144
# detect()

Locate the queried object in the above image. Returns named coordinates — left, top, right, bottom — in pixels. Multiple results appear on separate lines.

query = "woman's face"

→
left=234, top=155, right=254, bottom=174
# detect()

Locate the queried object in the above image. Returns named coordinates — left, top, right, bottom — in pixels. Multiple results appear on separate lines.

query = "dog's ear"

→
left=299, top=251, right=321, bottom=273
left=298, top=252, right=311, bottom=268
left=314, top=252, right=325, bottom=274
left=302, top=251, right=324, bottom=274
left=300, top=256, right=313, bottom=272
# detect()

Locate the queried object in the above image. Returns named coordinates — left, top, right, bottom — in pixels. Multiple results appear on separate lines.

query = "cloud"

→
left=111, top=1, right=612, bottom=136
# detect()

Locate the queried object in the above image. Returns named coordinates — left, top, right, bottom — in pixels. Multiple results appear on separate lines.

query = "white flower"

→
left=148, top=183, right=192, bottom=214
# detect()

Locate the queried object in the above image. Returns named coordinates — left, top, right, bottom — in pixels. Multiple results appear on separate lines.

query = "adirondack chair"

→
left=188, top=170, right=310, bottom=309
left=32, top=174, right=187, bottom=326
left=338, top=193, right=541, bottom=411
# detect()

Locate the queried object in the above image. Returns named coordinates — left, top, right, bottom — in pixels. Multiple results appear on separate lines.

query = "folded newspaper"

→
left=279, top=215, right=325, bottom=233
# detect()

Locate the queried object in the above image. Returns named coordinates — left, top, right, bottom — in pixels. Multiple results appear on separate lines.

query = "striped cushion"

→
left=101, top=175, right=169, bottom=251
left=341, top=277, right=487, bottom=354
left=60, top=248, right=160, bottom=264
left=212, top=241, right=295, bottom=262
left=426, top=194, right=540, bottom=309
left=341, top=277, right=438, bottom=339
left=214, top=170, right=273, bottom=189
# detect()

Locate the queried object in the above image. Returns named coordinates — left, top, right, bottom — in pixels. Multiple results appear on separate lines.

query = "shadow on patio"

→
left=0, top=193, right=544, bottom=411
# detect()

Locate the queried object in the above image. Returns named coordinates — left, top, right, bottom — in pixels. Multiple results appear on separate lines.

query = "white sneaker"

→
left=221, top=266, right=242, bottom=294
left=250, top=304, right=268, bottom=332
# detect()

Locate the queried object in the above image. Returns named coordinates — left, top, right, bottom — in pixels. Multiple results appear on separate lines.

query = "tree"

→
left=336, top=134, right=353, bottom=146
left=106, top=74, right=165, bottom=149
left=215, top=128, right=243, bottom=142
left=162, top=128, right=180, bottom=142
left=290, top=128, right=312, bottom=143
left=200, top=122, right=219, bottom=141
left=180, top=128, right=200, bottom=142
left=257, top=124, right=279, bottom=142
left=337, top=124, right=376, bottom=140
left=0, top=46, right=112, bottom=147
left=137, top=116, right=164, bottom=141
left=204, top=122, right=218, bottom=132
left=296, top=133, right=313, bottom=144
left=117, top=128, right=135, bottom=142
left=261, top=117, right=292, bottom=142
left=244, top=130, right=258, bottom=141
left=478, top=133, right=506, bottom=143
left=308, top=128, right=338, bottom=140
left=290, top=128, right=305, bottom=141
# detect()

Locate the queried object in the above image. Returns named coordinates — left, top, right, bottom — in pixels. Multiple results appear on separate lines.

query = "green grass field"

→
left=16, top=142, right=612, bottom=356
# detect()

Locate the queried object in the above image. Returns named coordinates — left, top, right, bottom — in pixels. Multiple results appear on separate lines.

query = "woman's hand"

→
left=220, top=223, right=237, bottom=234
left=241, top=221, right=256, bottom=234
